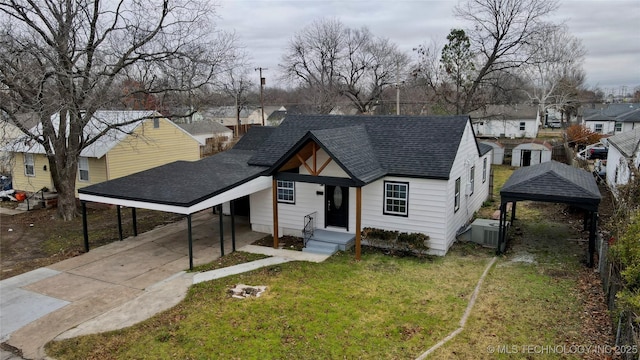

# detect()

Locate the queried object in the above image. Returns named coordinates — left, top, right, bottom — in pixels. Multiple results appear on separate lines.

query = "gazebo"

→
left=497, top=161, right=601, bottom=267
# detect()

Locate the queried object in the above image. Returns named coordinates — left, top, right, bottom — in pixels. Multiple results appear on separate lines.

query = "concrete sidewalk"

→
left=1, top=211, right=329, bottom=360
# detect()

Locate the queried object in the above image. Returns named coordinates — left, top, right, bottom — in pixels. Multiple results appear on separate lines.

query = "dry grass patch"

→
left=46, top=248, right=493, bottom=359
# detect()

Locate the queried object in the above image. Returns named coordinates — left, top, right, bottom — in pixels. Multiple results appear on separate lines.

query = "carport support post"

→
left=117, top=205, right=123, bottom=241
left=82, top=201, right=89, bottom=252
left=588, top=212, right=597, bottom=268
left=219, top=204, right=225, bottom=257
left=131, top=208, right=138, bottom=236
left=187, top=214, right=193, bottom=270
left=355, top=187, right=362, bottom=261
left=230, top=200, right=236, bottom=252
left=272, top=179, right=279, bottom=248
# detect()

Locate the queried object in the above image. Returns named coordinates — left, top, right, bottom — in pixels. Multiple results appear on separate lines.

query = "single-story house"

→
left=79, top=114, right=493, bottom=262
left=605, top=128, right=640, bottom=194
left=9, top=110, right=201, bottom=194
left=470, top=104, right=540, bottom=138
left=479, top=141, right=505, bottom=165
left=582, top=103, right=640, bottom=135
left=511, top=142, right=552, bottom=167
left=177, top=120, right=234, bottom=157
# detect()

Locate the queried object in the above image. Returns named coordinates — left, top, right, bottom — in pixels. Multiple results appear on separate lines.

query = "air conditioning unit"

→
left=470, top=218, right=507, bottom=248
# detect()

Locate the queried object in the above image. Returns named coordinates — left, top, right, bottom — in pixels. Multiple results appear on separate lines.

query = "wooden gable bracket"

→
left=285, top=141, right=332, bottom=176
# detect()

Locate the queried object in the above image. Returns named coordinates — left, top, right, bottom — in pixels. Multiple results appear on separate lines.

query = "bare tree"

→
left=219, top=66, right=254, bottom=135
left=415, top=0, right=561, bottom=115
left=280, top=18, right=409, bottom=114
left=520, top=24, right=586, bottom=127
left=0, top=0, right=238, bottom=220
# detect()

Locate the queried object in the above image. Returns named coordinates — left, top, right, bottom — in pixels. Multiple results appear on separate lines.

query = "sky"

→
left=216, top=0, right=640, bottom=95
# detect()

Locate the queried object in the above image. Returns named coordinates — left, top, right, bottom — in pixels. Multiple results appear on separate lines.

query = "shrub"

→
left=362, top=227, right=430, bottom=255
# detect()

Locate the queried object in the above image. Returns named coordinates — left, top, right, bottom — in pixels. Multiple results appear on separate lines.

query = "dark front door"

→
left=325, top=185, right=348, bottom=229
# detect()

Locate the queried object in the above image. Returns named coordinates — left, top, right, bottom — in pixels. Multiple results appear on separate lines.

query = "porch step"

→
left=302, top=240, right=339, bottom=255
left=302, top=230, right=356, bottom=255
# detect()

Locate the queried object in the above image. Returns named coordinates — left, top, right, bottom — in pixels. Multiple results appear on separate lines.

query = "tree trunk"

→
left=56, top=180, right=78, bottom=221
left=48, top=152, right=79, bottom=221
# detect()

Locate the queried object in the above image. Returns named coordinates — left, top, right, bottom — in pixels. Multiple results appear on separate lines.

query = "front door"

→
left=325, top=185, right=348, bottom=229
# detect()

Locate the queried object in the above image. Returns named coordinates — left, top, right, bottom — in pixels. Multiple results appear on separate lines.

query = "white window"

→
left=469, top=166, right=475, bottom=195
left=482, top=158, right=487, bottom=183
left=594, top=123, right=603, bottom=133
left=24, top=153, right=35, bottom=176
left=78, top=157, right=90, bottom=182
left=384, top=181, right=408, bottom=216
left=615, top=122, right=622, bottom=133
left=519, top=122, right=526, bottom=131
left=454, top=177, right=461, bottom=212
left=276, top=180, right=295, bottom=203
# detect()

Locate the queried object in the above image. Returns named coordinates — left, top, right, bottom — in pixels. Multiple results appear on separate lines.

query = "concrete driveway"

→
left=1, top=211, right=267, bottom=359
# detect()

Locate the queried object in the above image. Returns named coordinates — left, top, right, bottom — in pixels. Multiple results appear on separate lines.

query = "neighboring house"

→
left=198, top=106, right=279, bottom=128
left=480, top=141, right=505, bottom=165
left=0, top=113, right=39, bottom=174
left=10, top=110, right=201, bottom=193
left=470, top=104, right=540, bottom=138
left=582, top=103, right=640, bottom=135
left=511, top=142, right=552, bottom=167
left=605, top=128, right=640, bottom=193
left=246, top=115, right=493, bottom=256
left=266, top=109, right=287, bottom=126
left=177, top=120, right=233, bottom=157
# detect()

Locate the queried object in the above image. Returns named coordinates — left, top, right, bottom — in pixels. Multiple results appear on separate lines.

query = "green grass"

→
left=46, top=248, right=493, bottom=359
left=477, top=165, right=515, bottom=218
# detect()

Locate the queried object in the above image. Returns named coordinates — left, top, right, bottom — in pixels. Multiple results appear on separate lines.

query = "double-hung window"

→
left=24, top=154, right=35, bottom=176
left=594, top=123, right=603, bottom=133
left=519, top=122, right=526, bottom=131
left=469, top=166, right=475, bottom=195
left=454, top=177, right=461, bottom=212
left=276, top=180, right=295, bottom=204
left=482, top=158, right=487, bottom=183
left=78, top=157, right=90, bottom=182
left=384, top=181, right=408, bottom=216
left=615, top=122, right=622, bottom=133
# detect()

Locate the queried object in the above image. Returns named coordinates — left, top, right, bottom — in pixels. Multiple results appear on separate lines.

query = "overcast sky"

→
left=216, top=0, right=639, bottom=96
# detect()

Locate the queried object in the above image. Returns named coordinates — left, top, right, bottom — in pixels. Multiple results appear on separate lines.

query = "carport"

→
left=497, top=161, right=601, bottom=267
left=78, top=149, right=271, bottom=270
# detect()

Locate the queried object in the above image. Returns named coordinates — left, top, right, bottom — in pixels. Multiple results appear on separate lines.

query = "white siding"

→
left=584, top=120, right=616, bottom=135
left=473, top=119, right=538, bottom=138
left=362, top=177, right=449, bottom=255
left=444, top=122, right=491, bottom=253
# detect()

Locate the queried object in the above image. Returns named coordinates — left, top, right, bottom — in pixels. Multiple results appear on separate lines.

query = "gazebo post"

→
left=230, top=200, right=236, bottom=252
left=510, top=202, right=517, bottom=223
left=583, top=211, right=589, bottom=231
left=116, top=205, right=123, bottom=241
left=187, top=214, right=193, bottom=270
left=588, top=212, right=597, bottom=268
left=219, top=204, right=225, bottom=257
left=81, top=201, right=89, bottom=252
left=497, top=202, right=505, bottom=255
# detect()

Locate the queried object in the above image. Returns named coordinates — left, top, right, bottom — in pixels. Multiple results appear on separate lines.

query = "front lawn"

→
left=47, top=247, right=493, bottom=359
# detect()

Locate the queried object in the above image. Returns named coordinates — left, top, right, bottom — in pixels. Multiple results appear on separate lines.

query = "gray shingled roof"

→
left=233, top=126, right=276, bottom=151
left=607, top=128, right=640, bottom=158
left=79, top=149, right=268, bottom=206
left=500, top=161, right=600, bottom=211
left=249, top=114, right=474, bottom=180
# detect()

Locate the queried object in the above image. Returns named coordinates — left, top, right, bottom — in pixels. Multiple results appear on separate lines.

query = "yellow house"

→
left=10, top=110, right=201, bottom=194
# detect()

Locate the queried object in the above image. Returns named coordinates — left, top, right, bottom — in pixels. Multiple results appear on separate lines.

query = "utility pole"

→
left=255, top=67, right=267, bottom=126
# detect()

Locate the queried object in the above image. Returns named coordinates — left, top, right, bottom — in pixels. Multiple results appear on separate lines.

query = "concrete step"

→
left=310, top=229, right=355, bottom=251
left=302, top=240, right=339, bottom=255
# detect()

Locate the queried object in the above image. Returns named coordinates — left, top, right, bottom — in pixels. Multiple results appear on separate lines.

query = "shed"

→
left=497, top=161, right=601, bottom=266
left=511, top=142, right=552, bottom=167
left=480, top=141, right=505, bottom=165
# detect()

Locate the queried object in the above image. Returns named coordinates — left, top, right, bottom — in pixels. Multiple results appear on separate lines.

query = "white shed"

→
left=480, top=141, right=505, bottom=165
left=511, top=142, right=552, bottom=167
